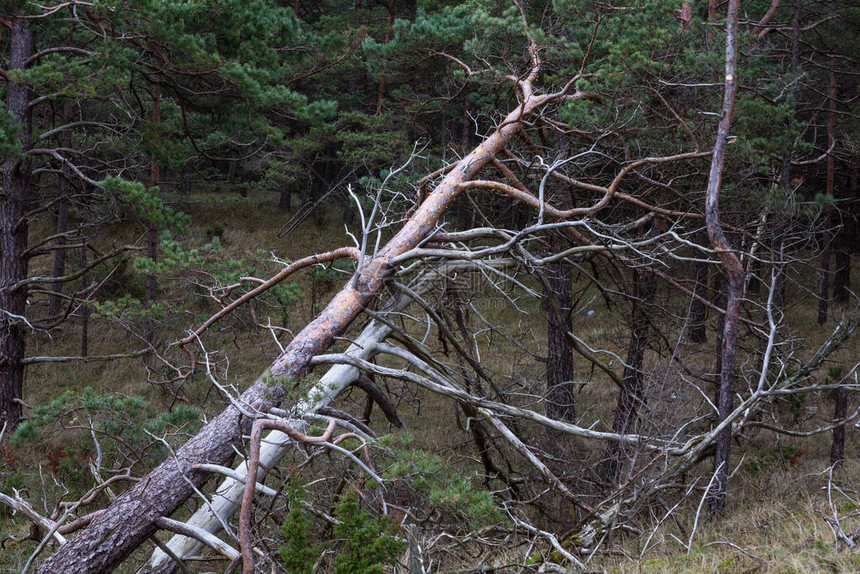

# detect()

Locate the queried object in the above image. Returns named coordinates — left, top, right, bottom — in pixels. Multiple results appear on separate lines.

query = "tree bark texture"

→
left=601, top=268, right=656, bottom=485
left=544, top=256, right=575, bottom=422
left=705, top=0, right=743, bottom=519
left=0, top=19, right=34, bottom=428
left=37, top=90, right=561, bottom=573
left=830, top=386, right=847, bottom=467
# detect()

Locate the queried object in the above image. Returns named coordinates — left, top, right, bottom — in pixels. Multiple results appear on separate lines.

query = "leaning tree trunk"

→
left=705, top=0, right=743, bottom=519
left=601, top=267, right=656, bottom=485
left=0, top=19, right=34, bottom=428
left=37, top=83, right=581, bottom=573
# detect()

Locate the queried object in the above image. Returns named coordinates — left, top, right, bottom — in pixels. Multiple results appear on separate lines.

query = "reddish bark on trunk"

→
left=705, top=0, right=743, bottom=519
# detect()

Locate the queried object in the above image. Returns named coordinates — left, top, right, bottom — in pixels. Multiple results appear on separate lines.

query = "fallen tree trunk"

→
left=147, top=259, right=510, bottom=570
left=37, top=81, right=585, bottom=572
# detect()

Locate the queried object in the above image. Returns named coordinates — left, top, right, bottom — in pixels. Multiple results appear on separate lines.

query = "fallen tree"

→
left=35, top=40, right=595, bottom=572
left=147, top=258, right=513, bottom=570
left=18, top=4, right=859, bottom=571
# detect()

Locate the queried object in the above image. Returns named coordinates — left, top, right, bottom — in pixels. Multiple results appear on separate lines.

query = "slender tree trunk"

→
left=49, top=105, right=75, bottom=317
left=543, top=253, right=575, bottom=422
left=0, top=19, right=34, bottom=428
left=374, top=5, right=394, bottom=115
left=834, top=167, right=857, bottom=305
left=601, top=267, right=656, bottom=485
left=705, top=0, right=743, bottom=519
left=772, top=0, right=802, bottom=322
left=144, top=86, right=161, bottom=352
left=182, top=162, right=192, bottom=195
left=48, top=194, right=70, bottom=317
left=278, top=184, right=292, bottom=211
left=688, top=230, right=709, bottom=343
left=713, top=272, right=725, bottom=393
left=81, top=247, right=89, bottom=358
left=830, top=386, right=848, bottom=468
left=818, top=213, right=832, bottom=324
left=818, top=65, right=837, bottom=325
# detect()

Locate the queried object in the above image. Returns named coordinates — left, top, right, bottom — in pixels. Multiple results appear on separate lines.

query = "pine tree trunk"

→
left=49, top=104, right=75, bottom=317
left=144, top=87, right=161, bottom=352
left=834, top=167, right=857, bottom=304
left=818, top=216, right=832, bottom=325
left=830, top=386, right=847, bottom=467
left=601, top=268, right=656, bottom=484
left=48, top=193, right=70, bottom=317
left=772, top=0, right=802, bottom=325
left=818, top=65, right=837, bottom=325
left=278, top=184, right=292, bottom=211
left=710, top=272, right=742, bottom=517
left=374, top=6, right=394, bottom=115
left=0, top=19, right=34, bottom=428
left=688, top=230, right=709, bottom=343
left=544, top=256, right=575, bottom=422
left=705, top=0, right=743, bottom=519
left=81, top=247, right=89, bottom=358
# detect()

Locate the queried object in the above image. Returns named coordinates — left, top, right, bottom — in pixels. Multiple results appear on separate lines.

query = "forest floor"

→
left=2, top=187, right=860, bottom=573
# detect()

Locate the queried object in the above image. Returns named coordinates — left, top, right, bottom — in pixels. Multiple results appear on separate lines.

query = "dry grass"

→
left=594, top=457, right=860, bottom=573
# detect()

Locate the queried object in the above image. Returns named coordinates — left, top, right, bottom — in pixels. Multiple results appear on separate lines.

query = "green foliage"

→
left=332, top=491, right=404, bottom=574
left=383, top=436, right=503, bottom=527
left=334, top=112, right=408, bottom=166
left=279, top=487, right=403, bottom=574
left=0, top=103, right=23, bottom=158
left=101, top=177, right=190, bottom=230
left=744, top=443, right=803, bottom=475
left=10, top=388, right=200, bottom=482
left=0, top=472, right=26, bottom=497
left=91, top=295, right=170, bottom=322
left=279, top=488, right=325, bottom=573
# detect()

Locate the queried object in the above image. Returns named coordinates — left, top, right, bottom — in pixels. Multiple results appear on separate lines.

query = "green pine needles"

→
left=279, top=487, right=404, bottom=574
